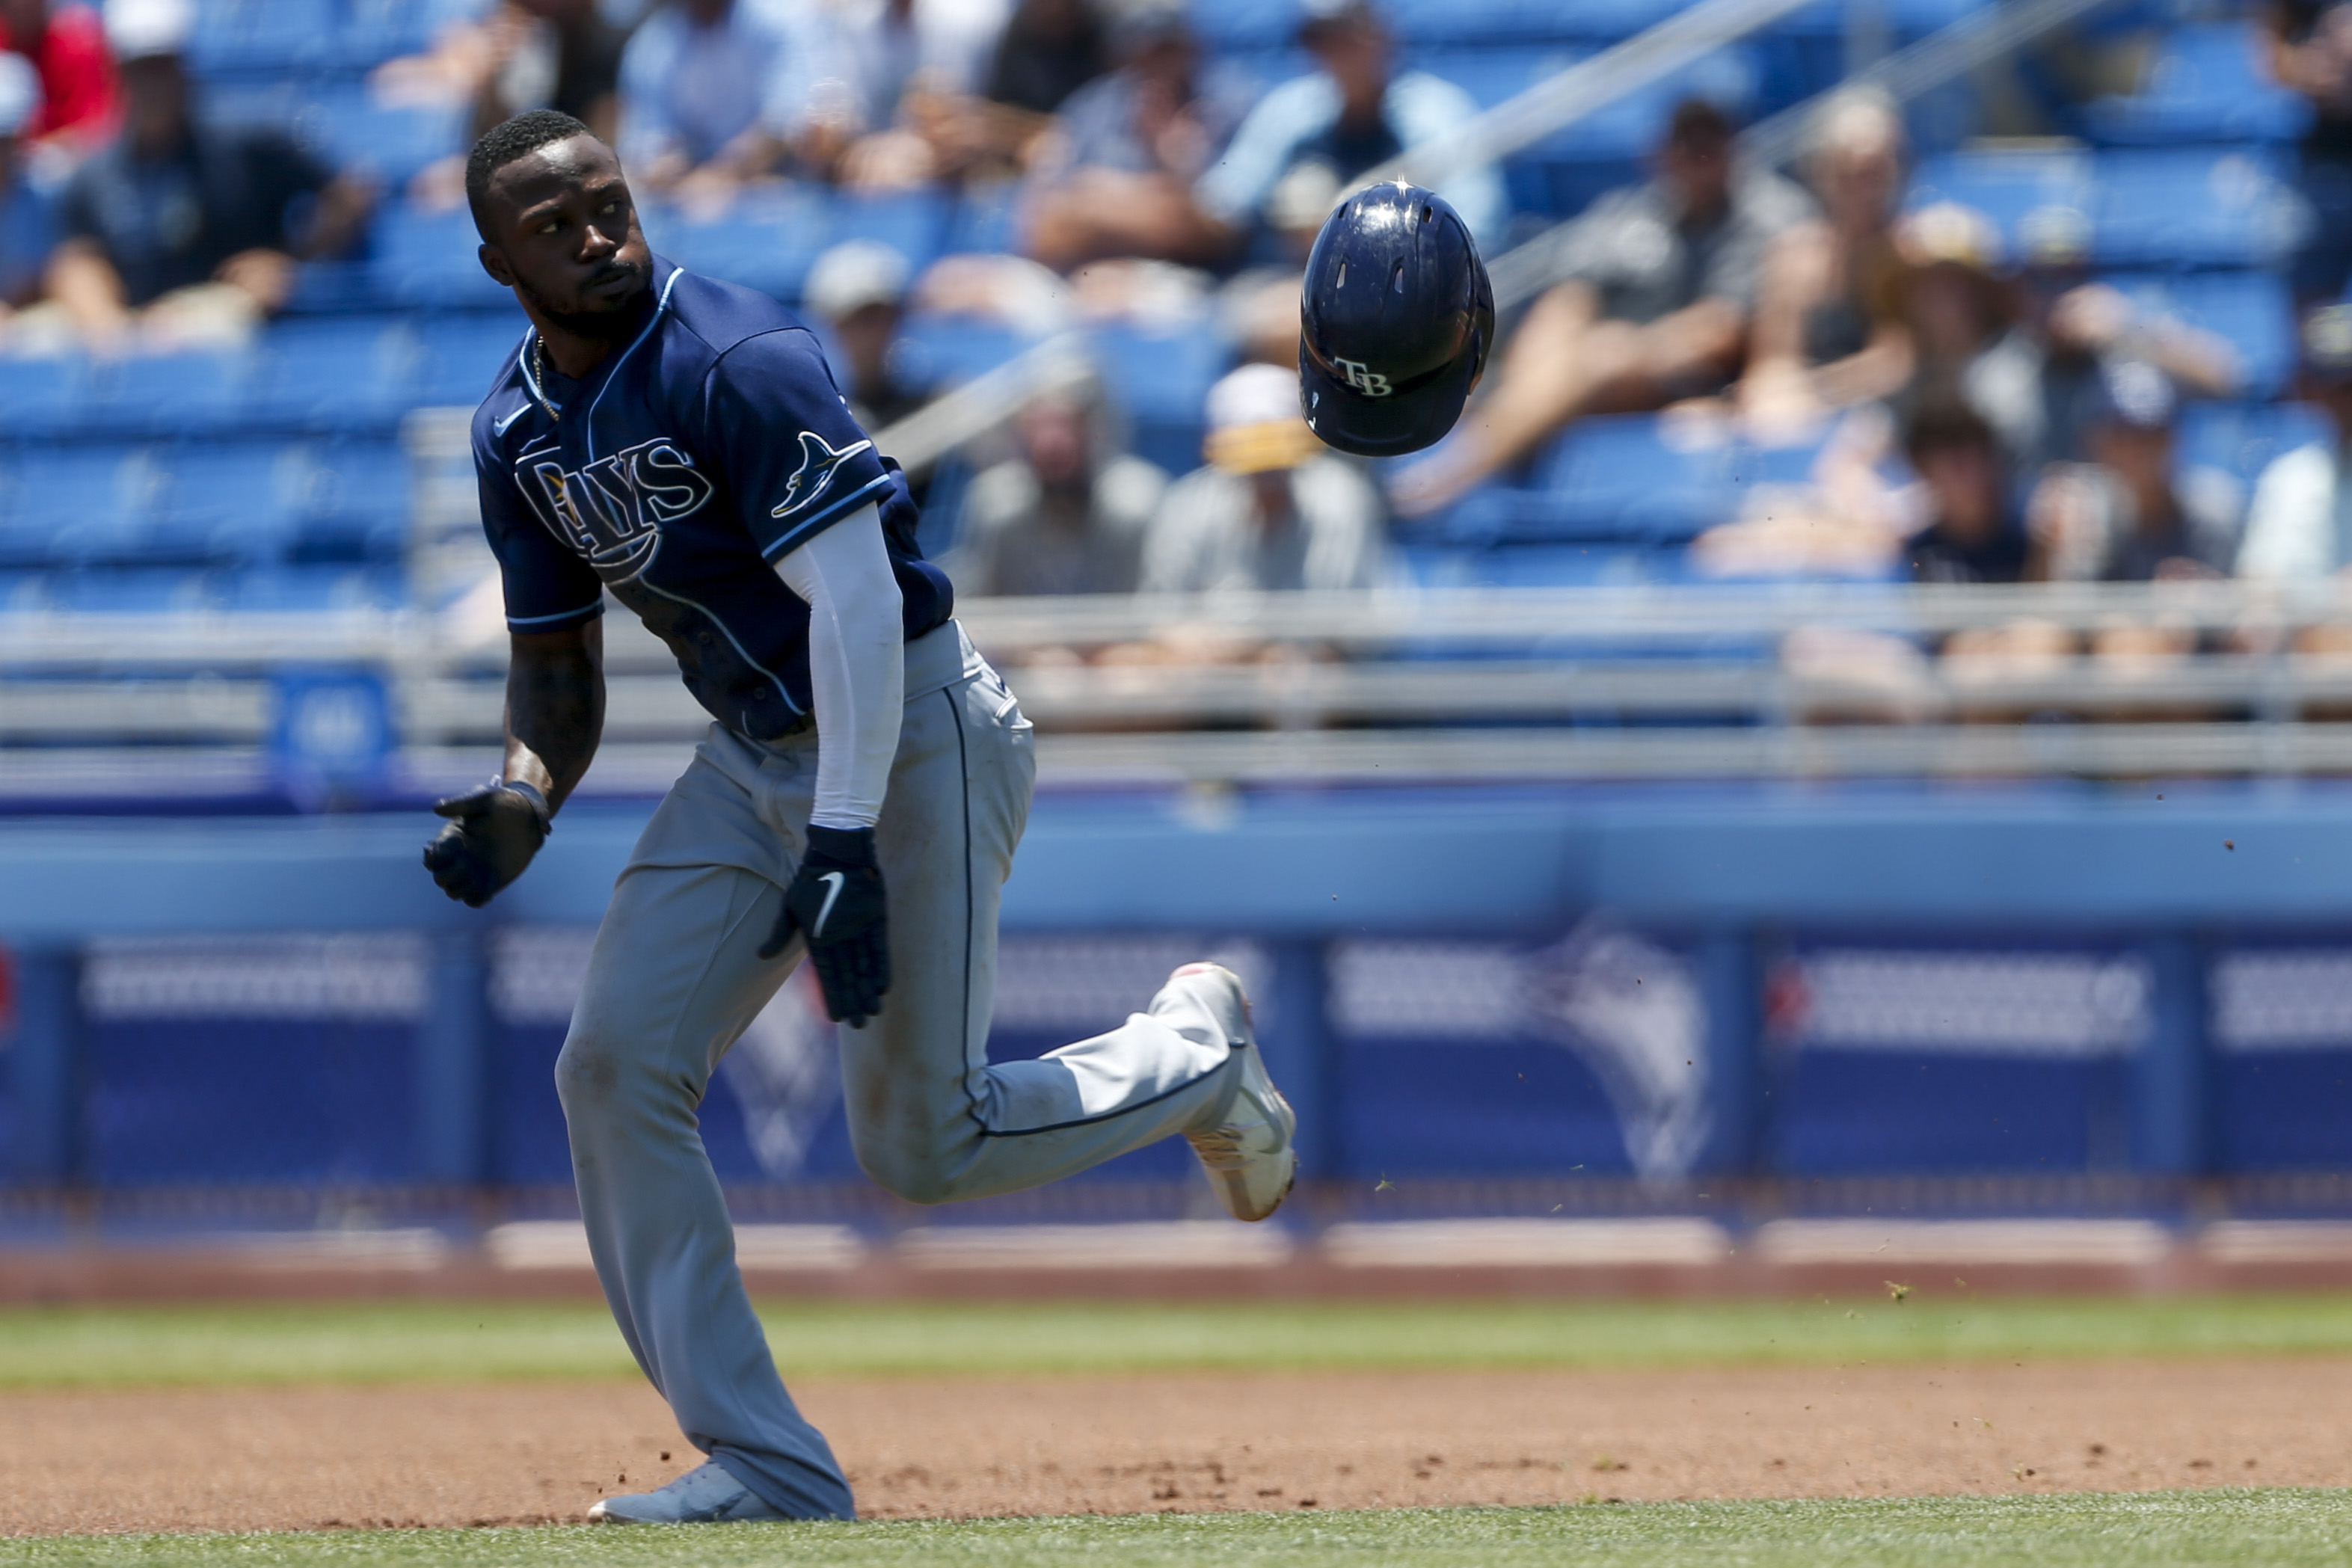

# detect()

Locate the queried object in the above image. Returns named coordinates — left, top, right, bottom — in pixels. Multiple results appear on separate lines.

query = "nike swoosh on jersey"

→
left=494, top=403, right=533, bottom=435
left=811, top=870, right=847, bottom=937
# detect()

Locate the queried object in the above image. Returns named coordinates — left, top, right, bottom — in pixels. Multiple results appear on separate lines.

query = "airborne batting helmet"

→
left=1298, top=181, right=1493, bottom=458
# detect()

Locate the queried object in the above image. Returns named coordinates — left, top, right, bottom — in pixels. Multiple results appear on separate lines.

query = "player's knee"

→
left=853, top=1143, right=959, bottom=1206
left=553, top=1010, right=652, bottom=1117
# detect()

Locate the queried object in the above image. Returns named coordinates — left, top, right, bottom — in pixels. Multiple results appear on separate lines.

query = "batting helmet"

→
left=1298, top=181, right=1493, bottom=458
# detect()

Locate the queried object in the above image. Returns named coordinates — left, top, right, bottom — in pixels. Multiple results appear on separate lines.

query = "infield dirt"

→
left=6, top=1356, right=2351, bottom=1534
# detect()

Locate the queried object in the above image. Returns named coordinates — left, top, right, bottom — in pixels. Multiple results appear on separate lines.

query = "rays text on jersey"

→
left=518, top=437, right=716, bottom=583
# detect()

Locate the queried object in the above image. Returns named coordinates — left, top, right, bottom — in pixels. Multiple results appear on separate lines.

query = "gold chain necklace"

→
left=533, top=333, right=559, bottom=419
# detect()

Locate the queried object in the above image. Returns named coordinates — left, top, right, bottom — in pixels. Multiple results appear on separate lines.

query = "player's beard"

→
left=518, top=258, right=654, bottom=343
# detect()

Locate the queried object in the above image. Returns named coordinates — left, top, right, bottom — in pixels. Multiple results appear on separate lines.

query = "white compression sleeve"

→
left=774, top=503, right=904, bottom=831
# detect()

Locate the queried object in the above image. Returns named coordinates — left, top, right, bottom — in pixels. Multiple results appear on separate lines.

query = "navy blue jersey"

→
left=470, top=257, right=953, bottom=742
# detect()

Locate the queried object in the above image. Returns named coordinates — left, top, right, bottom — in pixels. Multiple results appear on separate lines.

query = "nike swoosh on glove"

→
left=763, top=824, right=890, bottom=1027
left=422, top=781, right=549, bottom=908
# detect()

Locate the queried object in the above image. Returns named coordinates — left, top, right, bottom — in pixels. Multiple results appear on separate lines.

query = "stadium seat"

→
left=223, top=562, right=405, bottom=609
left=247, top=316, right=423, bottom=431
left=39, top=568, right=212, bottom=612
left=184, top=0, right=337, bottom=73
left=376, top=203, right=517, bottom=308
left=1907, top=146, right=2096, bottom=260
left=1085, top=322, right=1230, bottom=427
left=293, top=83, right=467, bottom=188
left=290, top=440, right=412, bottom=561
left=1522, top=414, right=1740, bottom=544
left=7, top=448, right=170, bottom=568
left=2092, top=147, right=2300, bottom=268
left=2174, top=400, right=2333, bottom=492
left=0, top=355, right=100, bottom=442
left=2106, top=271, right=2296, bottom=401
left=2083, top=22, right=2309, bottom=146
left=891, top=316, right=1035, bottom=390
left=414, top=313, right=526, bottom=407
left=153, top=444, right=306, bottom=564
left=93, top=349, right=257, bottom=440
left=650, top=194, right=815, bottom=300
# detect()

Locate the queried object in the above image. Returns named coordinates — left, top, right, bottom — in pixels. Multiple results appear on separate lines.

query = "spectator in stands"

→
left=2260, top=0, right=2352, bottom=302
left=43, top=0, right=373, bottom=348
left=2239, top=305, right=2352, bottom=582
left=1741, top=87, right=1909, bottom=437
left=805, top=238, right=929, bottom=430
left=1392, top=97, right=1810, bottom=517
left=1886, top=203, right=2048, bottom=474
left=2030, top=359, right=2236, bottom=582
left=2018, top=227, right=2243, bottom=467
left=946, top=372, right=1165, bottom=597
left=615, top=0, right=824, bottom=196
left=1142, top=361, right=1383, bottom=594
left=1901, top=399, right=2033, bottom=585
left=1191, top=0, right=1502, bottom=259
left=981, top=0, right=1101, bottom=118
left=0, top=0, right=117, bottom=156
left=0, top=53, right=56, bottom=322
left=802, top=0, right=1008, bottom=191
left=1021, top=0, right=1250, bottom=271
left=373, top=0, right=633, bottom=149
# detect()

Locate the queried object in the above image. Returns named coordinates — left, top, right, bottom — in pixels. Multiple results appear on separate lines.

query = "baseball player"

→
left=1298, top=182, right=1493, bottom=456
left=423, top=109, right=1297, bottom=1525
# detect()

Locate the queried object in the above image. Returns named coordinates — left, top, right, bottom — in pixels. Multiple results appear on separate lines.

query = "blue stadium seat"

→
left=414, top=313, right=526, bottom=406
left=2083, top=23, right=2309, bottom=146
left=153, top=444, right=305, bottom=564
left=1086, top=322, right=1229, bottom=426
left=223, top=563, right=405, bottom=609
left=651, top=194, right=815, bottom=299
left=2175, top=400, right=2333, bottom=491
left=8, top=448, right=170, bottom=567
left=40, top=568, right=212, bottom=612
left=376, top=203, right=515, bottom=308
left=290, top=440, right=411, bottom=561
left=2092, top=147, right=2300, bottom=268
left=247, top=316, right=423, bottom=431
left=891, top=316, right=1034, bottom=389
left=1522, top=414, right=1739, bottom=544
left=1907, top=146, right=2096, bottom=260
left=2105, top=271, right=2295, bottom=400
left=184, top=0, right=337, bottom=73
left=823, top=192, right=954, bottom=285
left=943, top=185, right=1022, bottom=256
left=1417, top=45, right=1758, bottom=159
left=337, top=0, right=480, bottom=69
left=292, top=84, right=466, bottom=188
left=92, top=349, right=257, bottom=439
left=0, top=355, right=101, bottom=441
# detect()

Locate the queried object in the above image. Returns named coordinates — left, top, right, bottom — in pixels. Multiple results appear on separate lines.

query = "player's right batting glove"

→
left=763, top=825, right=891, bottom=1027
left=422, top=781, right=550, bottom=908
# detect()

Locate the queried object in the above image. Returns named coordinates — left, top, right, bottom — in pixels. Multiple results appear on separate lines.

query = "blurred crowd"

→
left=10, top=0, right=2352, bottom=677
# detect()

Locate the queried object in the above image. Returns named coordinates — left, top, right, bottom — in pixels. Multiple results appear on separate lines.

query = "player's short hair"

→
left=467, top=109, right=595, bottom=239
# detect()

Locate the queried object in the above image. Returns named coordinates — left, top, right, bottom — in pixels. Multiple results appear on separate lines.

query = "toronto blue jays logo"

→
left=517, top=437, right=714, bottom=582
left=770, top=431, right=873, bottom=523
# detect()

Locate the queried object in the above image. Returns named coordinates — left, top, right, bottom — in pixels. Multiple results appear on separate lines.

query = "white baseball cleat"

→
left=1167, top=962, right=1298, bottom=1223
left=587, top=1460, right=789, bottom=1524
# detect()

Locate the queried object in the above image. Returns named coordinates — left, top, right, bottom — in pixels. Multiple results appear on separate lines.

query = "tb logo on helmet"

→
left=1332, top=357, right=1393, bottom=397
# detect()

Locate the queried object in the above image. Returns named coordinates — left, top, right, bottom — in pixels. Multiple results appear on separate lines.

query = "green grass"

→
left=7, top=1294, right=2352, bottom=1389
left=10, top=1493, right=2352, bottom=1567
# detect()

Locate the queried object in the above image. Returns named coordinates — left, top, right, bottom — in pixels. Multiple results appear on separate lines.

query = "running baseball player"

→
left=423, top=109, right=1296, bottom=1525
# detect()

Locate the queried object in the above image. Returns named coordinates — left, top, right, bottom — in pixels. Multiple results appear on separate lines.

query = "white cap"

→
left=106, top=0, right=195, bottom=61
left=802, top=240, right=912, bottom=322
left=1206, top=362, right=1299, bottom=431
left=0, top=52, right=40, bottom=137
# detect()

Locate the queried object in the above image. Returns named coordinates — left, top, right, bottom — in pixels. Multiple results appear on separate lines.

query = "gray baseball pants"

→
left=554, top=621, right=1240, bottom=1520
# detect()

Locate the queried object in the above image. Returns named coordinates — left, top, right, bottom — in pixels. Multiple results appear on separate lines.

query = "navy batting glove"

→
left=423, top=781, right=549, bottom=908
left=764, top=824, right=890, bottom=1027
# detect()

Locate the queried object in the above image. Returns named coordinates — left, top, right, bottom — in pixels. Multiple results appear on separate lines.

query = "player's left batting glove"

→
left=423, top=780, right=550, bottom=908
left=762, top=825, right=891, bottom=1027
